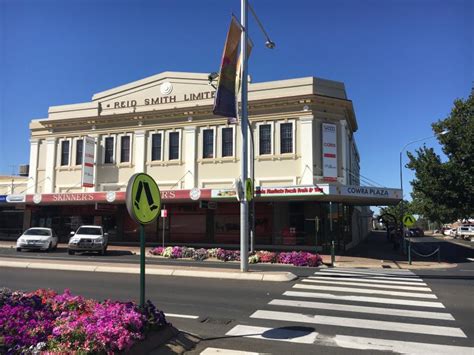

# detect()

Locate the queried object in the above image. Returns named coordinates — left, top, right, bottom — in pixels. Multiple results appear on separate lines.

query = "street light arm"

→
left=248, top=2, right=275, bottom=48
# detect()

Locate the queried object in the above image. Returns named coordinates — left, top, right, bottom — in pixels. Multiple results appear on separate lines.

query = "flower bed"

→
left=0, top=288, right=168, bottom=354
left=149, top=246, right=322, bottom=267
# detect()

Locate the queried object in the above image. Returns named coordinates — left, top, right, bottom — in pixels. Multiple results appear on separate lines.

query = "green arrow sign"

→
left=126, top=173, right=161, bottom=224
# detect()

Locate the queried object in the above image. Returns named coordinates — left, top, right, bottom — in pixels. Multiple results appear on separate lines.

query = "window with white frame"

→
left=222, top=127, right=233, bottom=157
left=203, top=129, right=214, bottom=159
left=280, top=122, right=293, bottom=154
left=104, top=136, right=114, bottom=164
left=259, top=124, right=272, bottom=155
left=120, top=135, right=131, bottom=163
left=168, top=132, right=180, bottom=160
left=75, top=139, right=83, bottom=165
left=60, top=140, right=70, bottom=166
left=151, top=133, right=162, bottom=161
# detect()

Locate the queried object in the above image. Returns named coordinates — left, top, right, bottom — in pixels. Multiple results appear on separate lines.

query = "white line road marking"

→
left=283, top=291, right=445, bottom=308
left=318, top=269, right=419, bottom=278
left=301, top=278, right=432, bottom=291
left=226, top=325, right=318, bottom=344
left=250, top=310, right=466, bottom=338
left=269, top=299, right=455, bottom=320
left=313, top=271, right=425, bottom=282
left=200, top=348, right=262, bottom=355
left=225, top=325, right=473, bottom=354
left=327, top=268, right=414, bottom=275
left=329, top=335, right=474, bottom=354
left=467, top=258, right=474, bottom=261
left=165, top=313, right=199, bottom=319
left=294, top=284, right=437, bottom=299
left=308, top=275, right=428, bottom=286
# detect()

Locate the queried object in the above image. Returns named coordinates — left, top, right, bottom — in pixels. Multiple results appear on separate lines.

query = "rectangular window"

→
left=169, top=132, right=179, bottom=160
left=60, top=140, right=70, bottom=166
left=280, top=122, right=293, bottom=154
left=104, top=137, right=114, bottom=164
left=151, top=133, right=162, bottom=161
left=76, top=139, right=83, bottom=165
left=120, top=136, right=130, bottom=162
left=203, top=129, right=214, bottom=159
left=259, top=124, right=271, bottom=155
left=222, top=128, right=233, bottom=157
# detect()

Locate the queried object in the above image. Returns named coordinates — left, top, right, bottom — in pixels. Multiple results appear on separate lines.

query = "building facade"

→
left=10, top=72, right=401, bottom=251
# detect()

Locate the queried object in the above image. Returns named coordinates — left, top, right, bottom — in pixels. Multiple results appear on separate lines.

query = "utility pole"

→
left=240, top=0, right=249, bottom=272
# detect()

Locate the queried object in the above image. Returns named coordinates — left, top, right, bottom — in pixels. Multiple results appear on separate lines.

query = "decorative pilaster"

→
left=27, top=139, right=39, bottom=194
left=340, top=120, right=349, bottom=185
left=184, top=126, right=197, bottom=189
left=134, top=130, right=146, bottom=174
left=44, top=137, right=56, bottom=193
left=299, top=115, right=314, bottom=185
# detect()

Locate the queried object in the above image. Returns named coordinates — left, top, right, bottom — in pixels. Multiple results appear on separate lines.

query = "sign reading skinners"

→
left=322, top=123, right=338, bottom=181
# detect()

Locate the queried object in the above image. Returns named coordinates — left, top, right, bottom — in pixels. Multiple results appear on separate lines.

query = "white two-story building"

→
left=16, top=71, right=401, bottom=251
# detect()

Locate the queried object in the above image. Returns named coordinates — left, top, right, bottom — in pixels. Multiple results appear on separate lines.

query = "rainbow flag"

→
left=213, top=16, right=242, bottom=119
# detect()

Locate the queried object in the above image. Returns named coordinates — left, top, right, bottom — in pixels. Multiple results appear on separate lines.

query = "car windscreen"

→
left=24, top=229, right=51, bottom=236
left=76, top=227, right=102, bottom=235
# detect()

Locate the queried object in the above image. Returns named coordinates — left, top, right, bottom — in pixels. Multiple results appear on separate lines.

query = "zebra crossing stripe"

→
left=301, top=278, right=432, bottom=292
left=313, top=271, right=425, bottom=282
left=329, top=334, right=474, bottom=354
left=250, top=310, right=466, bottom=338
left=268, top=299, right=455, bottom=320
left=283, top=291, right=445, bottom=308
left=293, top=284, right=437, bottom=299
left=200, top=347, right=262, bottom=355
left=225, top=325, right=473, bottom=354
left=226, top=325, right=318, bottom=344
left=328, top=268, right=414, bottom=274
left=318, top=269, right=419, bottom=278
left=308, top=275, right=428, bottom=286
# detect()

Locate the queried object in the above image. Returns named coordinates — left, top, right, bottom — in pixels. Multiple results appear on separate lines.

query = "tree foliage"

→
left=406, top=94, right=474, bottom=223
left=379, top=200, right=413, bottom=226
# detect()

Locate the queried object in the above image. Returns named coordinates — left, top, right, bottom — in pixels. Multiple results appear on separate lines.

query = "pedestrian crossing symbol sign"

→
left=403, top=214, right=416, bottom=227
left=126, top=173, right=161, bottom=224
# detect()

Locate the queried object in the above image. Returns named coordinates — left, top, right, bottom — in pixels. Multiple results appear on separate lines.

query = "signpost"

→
left=82, top=136, right=95, bottom=188
left=161, top=207, right=167, bottom=248
left=126, top=173, right=161, bottom=307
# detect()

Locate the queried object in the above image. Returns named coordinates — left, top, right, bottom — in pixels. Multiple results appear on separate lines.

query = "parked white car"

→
left=16, top=227, right=59, bottom=252
left=68, top=225, right=108, bottom=255
left=456, top=225, right=474, bottom=241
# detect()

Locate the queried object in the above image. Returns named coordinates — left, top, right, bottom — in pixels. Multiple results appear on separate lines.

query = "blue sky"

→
left=0, top=0, right=472, bottom=202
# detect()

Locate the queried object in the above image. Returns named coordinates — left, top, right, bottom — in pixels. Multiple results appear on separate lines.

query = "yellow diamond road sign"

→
left=403, top=214, right=416, bottom=227
left=126, top=173, right=161, bottom=224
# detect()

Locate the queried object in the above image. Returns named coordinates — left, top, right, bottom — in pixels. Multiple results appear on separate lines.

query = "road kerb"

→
left=0, top=258, right=296, bottom=282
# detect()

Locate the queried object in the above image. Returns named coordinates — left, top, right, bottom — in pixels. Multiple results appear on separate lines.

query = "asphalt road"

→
left=1, top=246, right=474, bottom=354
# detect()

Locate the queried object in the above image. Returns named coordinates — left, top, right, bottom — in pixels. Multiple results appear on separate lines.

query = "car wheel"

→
left=16, top=247, right=21, bottom=252
left=46, top=242, right=52, bottom=252
left=100, top=247, right=106, bottom=256
left=68, top=250, right=74, bottom=255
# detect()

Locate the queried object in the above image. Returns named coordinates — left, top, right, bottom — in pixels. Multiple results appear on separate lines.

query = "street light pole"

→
left=240, top=0, right=249, bottom=272
left=399, top=131, right=448, bottom=248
